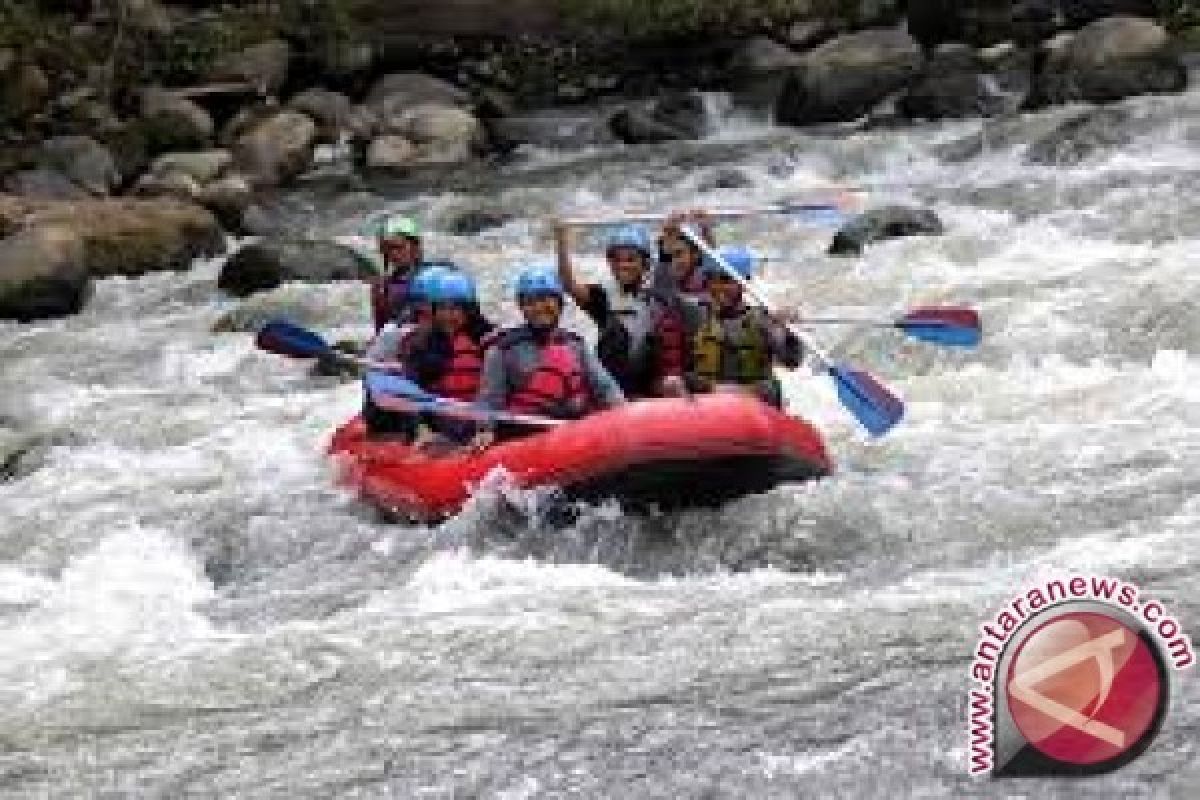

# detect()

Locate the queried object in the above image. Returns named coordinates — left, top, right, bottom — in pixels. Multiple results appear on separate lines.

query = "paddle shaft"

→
left=564, top=197, right=863, bottom=228
left=368, top=377, right=563, bottom=429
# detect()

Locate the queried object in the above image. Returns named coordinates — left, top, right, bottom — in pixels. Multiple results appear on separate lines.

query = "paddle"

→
left=563, top=192, right=865, bottom=228
left=679, top=227, right=905, bottom=437
left=255, top=319, right=403, bottom=373
left=365, top=371, right=564, bottom=429
left=255, top=320, right=563, bottom=429
left=801, top=307, right=982, bottom=348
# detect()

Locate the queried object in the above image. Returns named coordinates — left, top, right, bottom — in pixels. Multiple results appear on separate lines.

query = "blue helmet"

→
left=410, top=265, right=449, bottom=302
left=514, top=265, right=563, bottom=300
left=605, top=225, right=654, bottom=260
left=703, top=245, right=757, bottom=280
left=431, top=270, right=477, bottom=304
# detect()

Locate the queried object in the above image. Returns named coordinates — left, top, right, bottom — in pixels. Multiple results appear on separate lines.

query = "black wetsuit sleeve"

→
left=579, top=284, right=610, bottom=327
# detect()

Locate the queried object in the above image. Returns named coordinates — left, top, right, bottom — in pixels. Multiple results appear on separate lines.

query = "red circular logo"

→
left=1005, top=611, right=1164, bottom=767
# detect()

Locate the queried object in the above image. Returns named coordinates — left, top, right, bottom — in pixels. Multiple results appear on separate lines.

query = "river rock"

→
left=365, top=135, right=417, bottom=169
left=217, top=238, right=376, bottom=297
left=197, top=173, right=253, bottom=231
left=444, top=206, right=512, bottom=235
left=0, top=225, right=90, bottom=321
left=828, top=206, right=945, bottom=256
left=382, top=105, right=483, bottom=164
left=781, top=19, right=839, bottom=50
left=3, top=168, right=90, bottom=201
left=1028, top=16, right=1187, bottom=107
left=40, top=136, right=120, bottom=196
left=610, top=91, right=708, bottom=144
left=899, top=44, right=1013, bottom=119
left=133, top=170, right=202, bottom=201
left=3, top=197, right=224, bottom=277
left=147, top=150, right=233, bottom=185
left=346, top=105, right=382, bottom=143
left=140, top=89, right=215, bottom=142
left=210, top=39, right=291, bottom=96
left=1025, top=106, right=1134, bottom=165
left=288, top=88, right=353, bottom=142
left=729, top=36, right=805, bottom=109
left=233, top=110, right=317, bottom=187
left=366, top=73, right=469, bottom=118
left=776, top=29, right=923, bottom=126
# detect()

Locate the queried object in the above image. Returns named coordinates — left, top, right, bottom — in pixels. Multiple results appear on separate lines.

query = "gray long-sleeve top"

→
left=476, top=326, right=625, bottom=418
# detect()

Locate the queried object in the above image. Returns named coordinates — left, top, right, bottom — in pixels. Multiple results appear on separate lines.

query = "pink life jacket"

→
left=503, top=330, right=590, bottom=418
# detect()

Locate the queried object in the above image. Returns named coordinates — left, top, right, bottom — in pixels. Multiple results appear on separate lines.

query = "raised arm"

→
left=553, top=219, right=590, bottom=307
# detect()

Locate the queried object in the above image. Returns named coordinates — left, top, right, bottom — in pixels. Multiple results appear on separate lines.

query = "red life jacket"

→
left=501, top=329, right=591, bottom=418
left=655, top=302, right=687, bottom=377
left=431, top=331, right=484, bottom=402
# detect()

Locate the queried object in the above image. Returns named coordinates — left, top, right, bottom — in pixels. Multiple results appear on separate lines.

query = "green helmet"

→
left=377, top=214, right=421, bottom=240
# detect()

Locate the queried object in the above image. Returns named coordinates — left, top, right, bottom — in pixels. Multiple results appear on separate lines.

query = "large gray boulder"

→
left=365, top=73, right=469, bottom=118
left=1028, top=16, right=1187, bottom=107
left=381, top=105, right=484, bottom=164
left=217, top=238, right=376, bottom=297
left=776, top=29, right=923, bottom=126
left=233, top=110, right=317, bottom=187
left=0, top=225, right=90, bottom=321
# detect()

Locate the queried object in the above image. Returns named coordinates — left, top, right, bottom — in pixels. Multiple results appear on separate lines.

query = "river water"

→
left=2, top=85, right=1199, bottom=797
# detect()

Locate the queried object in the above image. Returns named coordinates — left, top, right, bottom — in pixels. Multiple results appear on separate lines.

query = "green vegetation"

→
left=558, top=0, right=892, bottom=39
left=1158, top=0, right=1200, bottom=30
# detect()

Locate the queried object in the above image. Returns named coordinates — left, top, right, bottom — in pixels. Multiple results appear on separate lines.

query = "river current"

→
left=2, top=85, right=1199, bottom=797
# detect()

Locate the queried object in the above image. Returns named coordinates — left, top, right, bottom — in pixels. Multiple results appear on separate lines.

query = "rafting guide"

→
left=967, top=574, right=1194, bottom=777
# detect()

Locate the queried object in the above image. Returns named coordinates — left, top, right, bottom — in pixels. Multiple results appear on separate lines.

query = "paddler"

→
left=471, top=265, right=625, bottom=449
left=362, top=265, right=448, bottom=437
left=403, top=270, right=496, bottom=449
left=685, top=245, right=803, bottom=409
left=369, top=214, right=434, bottom=332
left=553, top=220, right=690, bottom=398
left=654, top=208, right=716, bottom=300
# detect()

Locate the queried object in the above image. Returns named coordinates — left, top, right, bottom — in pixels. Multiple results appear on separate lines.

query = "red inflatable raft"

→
left=328, top=393, right=832, bottom=519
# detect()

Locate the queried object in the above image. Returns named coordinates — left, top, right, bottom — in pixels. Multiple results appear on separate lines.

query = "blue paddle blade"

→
left=898, top=321, right=981, bottom=347
left=830, top=365, right=905, bottom=436
left=896, top=308, right=982, bottom=348
left=255, top=319, right=332, bottom=360
left=365, top=370, right=438, bottom=405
